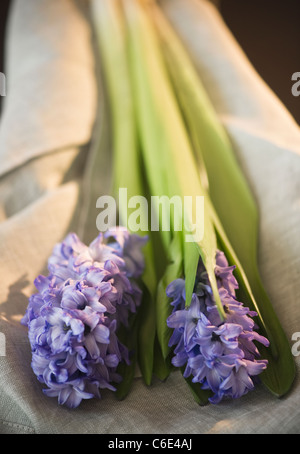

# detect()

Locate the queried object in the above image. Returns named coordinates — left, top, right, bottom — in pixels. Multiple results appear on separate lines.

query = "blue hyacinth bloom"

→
left=167, top=250, right=269, bottom=404
left=22, top=227, right=146, bottom=408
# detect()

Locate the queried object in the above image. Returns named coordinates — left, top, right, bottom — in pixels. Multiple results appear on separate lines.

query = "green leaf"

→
left=156, top=232, right=183, bottom=359
left=152, top=2, right=295, bottom=397
left=136, top=285, right=156, bottom=385
left=92, top=0, right=157, bottom=386
left=115, top=314, right=139, bottom=400
left=123, top=0, right=225, bottom=322
left=153, top=335, right=173, bottom=381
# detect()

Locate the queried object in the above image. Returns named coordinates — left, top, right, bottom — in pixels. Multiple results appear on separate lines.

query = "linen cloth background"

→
left=0, top=0, right=300, bottom=434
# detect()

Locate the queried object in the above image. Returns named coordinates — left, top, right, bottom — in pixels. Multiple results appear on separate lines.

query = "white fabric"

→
left=0, top=0, right=300, bottom=434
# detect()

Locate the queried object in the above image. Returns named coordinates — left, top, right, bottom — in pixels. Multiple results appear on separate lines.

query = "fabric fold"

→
left=0, top=0, right=97, bottom=177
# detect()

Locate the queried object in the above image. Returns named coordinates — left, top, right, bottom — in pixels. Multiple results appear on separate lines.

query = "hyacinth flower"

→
left=88, top=0, right=295, bottom=407
left=149, top=0, right=296, bottom=399
left=21, top=228, right=147, bottom=408
left=115, top=0, right=295, bottom=404
left=167, top=250, right=270, bottom=403
left=147, top=2, right=295, bottom=396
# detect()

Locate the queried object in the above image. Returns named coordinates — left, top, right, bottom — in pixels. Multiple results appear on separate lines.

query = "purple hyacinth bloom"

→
left=104, top=227, right=148, bottom=279
left=22, top=228, right=146, bottom=408
left=166, top=278, right=186, bottom=310
left=166, top=250, right=269, bottom=404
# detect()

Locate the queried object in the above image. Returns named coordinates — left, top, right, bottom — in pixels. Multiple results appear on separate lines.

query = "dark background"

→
left=0, top=0, right=299, bottom=124
left=220, top=0, right=300, bottom=125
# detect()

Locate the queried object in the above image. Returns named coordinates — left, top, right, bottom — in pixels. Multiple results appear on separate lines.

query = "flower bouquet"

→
left=21, top=0, right=295, bottom=408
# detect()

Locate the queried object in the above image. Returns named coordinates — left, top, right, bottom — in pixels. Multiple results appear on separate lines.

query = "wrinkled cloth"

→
left=0, top=0, right=300, bottom=434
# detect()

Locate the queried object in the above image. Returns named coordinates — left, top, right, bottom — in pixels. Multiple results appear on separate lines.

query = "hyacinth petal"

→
left=57, top=386, right=72, bottom=406
left=34, top=275, right=51, bottom=293
left=50, top=265, right=79, bottom=284
left=43, top=388, right=59, bottom=398
left=244, top=359, right=268, bottom=376
left=99, top=296, right=117, bottom=314
left=28, top=317, right=46, bottom=347
left=167, top=310, right=187, bottom=330
left=98, top=281, right=114, bottom=297
left=93, top=324, right=110, bottom=344
left=215, top=359, right=235, bottom=378
left=76, top=354, right=88, bottom=374
left=85, top=268, right=107, bottom=287
left=32, top=353, right=51, bottom=380
left=216, top=324, right=242, bottom=350
left=122, top=235, right=148, bottom=278
left=73, top=386, right=95, bottom=401
left=69, top=318, right=85, bottom=336
left=184, top=321, right=197, bottom=350
left=63, top=233, right=86, bottom=254
left=188, top=294, right=202, bottom=320
left=77, top=309, right=101, bottom=332
left=84, top=333, right=101, bottom=359
left=171, top=351, right=188, bottom=368
left=55, top=368, right=69, bottom=384
left=196, top=313, right=215, bottom=337
left=105, top=354, right=119, bottom=368
left=104, top=227, right=128, bottom=248
left=61, top=386, right=92, bottom=409
left=168, top=328, right=182, bottom=348
left=89, top=236, right=125, bottom=269
left=44, top=307, right=64, bottom=326
left=251, top=331, right=270, bottom=348
left=166, top=278, right=185, bottom=301
left=200, top=341, right=224, bottom=360
left=239, top=372, right=255, bottom=392
left=187, top=354, right=203, bottom=371
left=206, top=368, right=222, bottom=393
left=222, top=367, right=254, bottom=398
